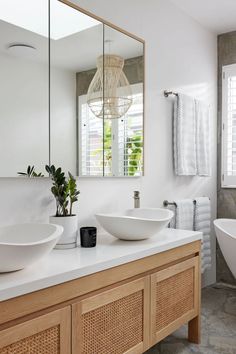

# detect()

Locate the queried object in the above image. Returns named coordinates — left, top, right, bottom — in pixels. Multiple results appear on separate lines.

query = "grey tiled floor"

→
left=145, top=285, right=236, bottom=354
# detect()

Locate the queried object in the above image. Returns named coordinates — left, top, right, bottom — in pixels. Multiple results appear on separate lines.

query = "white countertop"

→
left=0, top=229, right=202, bottom=302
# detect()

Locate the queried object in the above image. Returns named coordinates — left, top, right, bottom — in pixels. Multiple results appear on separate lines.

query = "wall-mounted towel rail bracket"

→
left=163, top=200, right=176, bottom=207
left=164, top=90, right=178, bottom=97
left=163, top=198, right=210, bottom=208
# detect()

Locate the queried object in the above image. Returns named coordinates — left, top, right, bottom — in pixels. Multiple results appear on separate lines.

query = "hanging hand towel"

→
left=194, top=197, right=211, bottom=273
left=175, top=199, right=194, bottom=230
left=195, top=100, right=211, bottom=176
left=174, top=94, right=197, bottom=176
left=167, top=204, right=176, bottom=228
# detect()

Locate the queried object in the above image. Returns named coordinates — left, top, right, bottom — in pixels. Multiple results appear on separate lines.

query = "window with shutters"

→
left=222, top=64, right=236, bottom=187
left=78, top=83, right=143, bottom=177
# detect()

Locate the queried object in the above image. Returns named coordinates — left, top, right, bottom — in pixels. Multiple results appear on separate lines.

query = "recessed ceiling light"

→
left=8, top=44, right=36, bottom=50
left=7, top=44, right=37, bottom=57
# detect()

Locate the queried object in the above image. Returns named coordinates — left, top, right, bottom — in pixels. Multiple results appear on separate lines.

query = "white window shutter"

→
left=222, top=64, right=236, bottom=187
left=78, top=95, right=103, bottom=176
left=78, top=83, right=143, bottom=177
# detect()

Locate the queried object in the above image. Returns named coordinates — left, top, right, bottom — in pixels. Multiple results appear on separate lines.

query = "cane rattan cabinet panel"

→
left=150, top=257, right=200, bottom=345
left=72, top=277, right=150, bottom=354
left=0, top=307, right=71, bottom=354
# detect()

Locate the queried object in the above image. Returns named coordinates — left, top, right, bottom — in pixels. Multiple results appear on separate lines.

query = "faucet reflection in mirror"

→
left=87, top=54, right=133, bottom=119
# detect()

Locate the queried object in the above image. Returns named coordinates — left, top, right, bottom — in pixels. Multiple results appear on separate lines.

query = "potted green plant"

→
left=46, top=165, right=80, bottom=249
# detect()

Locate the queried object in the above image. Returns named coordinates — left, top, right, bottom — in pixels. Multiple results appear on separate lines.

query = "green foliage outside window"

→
left=126, top=134, right=142, bottom=176
left=92, top=120, right=143, bottom=176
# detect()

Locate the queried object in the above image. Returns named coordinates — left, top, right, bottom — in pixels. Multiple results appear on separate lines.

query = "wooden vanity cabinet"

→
left=0, top=307, right=71, bottom=354
left=72, top=277, right=150, bottom=354
left=150, top=256, right=200, bottom=346
left=0, top=241, right=201, bottom=354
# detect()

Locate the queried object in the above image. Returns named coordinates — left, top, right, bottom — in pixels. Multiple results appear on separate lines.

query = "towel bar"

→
left=163, top=198, right=210, bottom=208
left=163, top=200, right=177, bottom=207
left=163, top=200, right=196, bottom=207
left=164, top=90, right=178, bottom=97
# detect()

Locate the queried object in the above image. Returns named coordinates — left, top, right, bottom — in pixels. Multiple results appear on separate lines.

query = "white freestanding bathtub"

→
left=214, top=219, right=236, bottom=278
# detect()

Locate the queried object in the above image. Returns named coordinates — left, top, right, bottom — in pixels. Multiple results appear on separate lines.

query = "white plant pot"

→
left=49, top=215, right=78, bottom=249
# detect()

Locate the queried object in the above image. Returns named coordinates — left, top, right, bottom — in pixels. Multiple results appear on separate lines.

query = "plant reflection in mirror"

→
left=18, top=165, right=44, bottom=177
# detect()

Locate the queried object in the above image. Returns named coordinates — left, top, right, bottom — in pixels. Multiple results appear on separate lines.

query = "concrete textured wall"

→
left=217, top=31, right=236, bottom=285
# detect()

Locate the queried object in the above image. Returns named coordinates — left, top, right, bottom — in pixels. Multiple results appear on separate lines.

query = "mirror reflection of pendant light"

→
left=87, top=54, right=133, bottom=119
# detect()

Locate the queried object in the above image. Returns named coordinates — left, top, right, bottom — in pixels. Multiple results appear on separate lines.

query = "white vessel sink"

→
left=0, top=223, right=63, bottom=273
left=95, top=208, right=174, bottom=240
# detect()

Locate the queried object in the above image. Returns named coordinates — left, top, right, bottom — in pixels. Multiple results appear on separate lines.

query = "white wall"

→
left=50, top=66, right=77, bottom=174
left=0, top=0, right=217, bottom=285
left=0, top=54, right=49, bottom=176
left=0, top=53, right=76, bottom=176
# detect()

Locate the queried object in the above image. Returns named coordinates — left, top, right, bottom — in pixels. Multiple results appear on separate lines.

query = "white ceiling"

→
left=0, top=0, right=143, bottom=72
left=170, top=0, right=236, bottom=34
left=0, top=20, right=48, bottom=64
left=51, top=25, right=143, bottom=71
left=0, top=0, right=99, bottom=40
left=0, top=19, right=142, bottom=72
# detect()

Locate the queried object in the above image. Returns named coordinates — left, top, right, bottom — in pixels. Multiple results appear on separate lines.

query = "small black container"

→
left=80, top=227, right=97, bottom=247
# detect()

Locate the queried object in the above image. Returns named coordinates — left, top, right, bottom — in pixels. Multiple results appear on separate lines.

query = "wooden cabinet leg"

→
left=188, top=315, right=201, bottom=344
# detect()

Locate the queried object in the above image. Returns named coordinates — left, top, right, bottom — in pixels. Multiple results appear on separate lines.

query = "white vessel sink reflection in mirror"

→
left=95, top=208, right=174, bottom=240
left=0, top=224, right=63, bottom=273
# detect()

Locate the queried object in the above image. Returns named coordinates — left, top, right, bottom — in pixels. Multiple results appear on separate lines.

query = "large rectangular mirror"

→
left=0, top=0, right=144, bottom=177
left=51, top=0, right=144, bottom=177
left=0, top=0, right=49, bottom=177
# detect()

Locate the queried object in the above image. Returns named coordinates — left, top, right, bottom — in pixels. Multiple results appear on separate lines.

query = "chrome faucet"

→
left=134, top=191, right=140, bottom=208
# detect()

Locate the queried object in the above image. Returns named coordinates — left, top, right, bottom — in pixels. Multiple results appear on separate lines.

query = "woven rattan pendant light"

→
left=87, top=54, right=133, bottom=119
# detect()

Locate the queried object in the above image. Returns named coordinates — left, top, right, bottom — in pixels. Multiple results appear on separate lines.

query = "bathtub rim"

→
left=213, top=218, right=236, bottom=240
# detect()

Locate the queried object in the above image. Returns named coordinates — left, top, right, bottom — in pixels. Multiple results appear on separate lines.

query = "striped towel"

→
left=194, top=197, right=211, bottom=273
left=174, top=94, right=197, bottom=176
left=195, top=100, right=211, bottom=176
left=175, top=199, right=194, bottom=230
left=167, top=204, right=176, bottom=228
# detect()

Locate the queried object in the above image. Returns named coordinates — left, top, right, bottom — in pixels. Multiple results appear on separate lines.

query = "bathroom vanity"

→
left=0, top=229, right=201, bottom=353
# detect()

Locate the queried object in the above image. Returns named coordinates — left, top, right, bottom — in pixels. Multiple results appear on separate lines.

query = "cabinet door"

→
left=72, top=277, right=150, bottom=354
left=0, top=307, right=71, bottom=354
left=150, top=256, right=200, bottom=346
